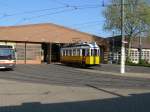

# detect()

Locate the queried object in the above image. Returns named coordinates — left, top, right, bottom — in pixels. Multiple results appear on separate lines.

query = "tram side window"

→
left=61, top=50, right=63, bottom=56
left=69, top=49, right=72, bottom=56
left=96, top=49, right=100, bottom=56
left=68, top=50, right=70, bottom=56
left=73, top=49, right=76, bottom=56
left=91, top=49, right=94, bottom=56
left=89, top=49, right=91, bottom=56
left=77, top=49, right=80, bottom=56
left=86, top=49, right=89, bottom=56
left=64, top=50, right=67, bottom=56
left=63, top=50, right=65, bottom=56
left=94, top=49, right=98, bottom=56
left=66, top=50, right=68, bottom=56
left=82, top=49, right=89, bottom=56
left=82, top=49, right=85, bottom=56
left=64, top=50, right=65, bottom=56
left=98, top=49, right=100, bottom=56
left=96, top=49, right=99, bottom=56
left=95, top=49, right=97, bottom=56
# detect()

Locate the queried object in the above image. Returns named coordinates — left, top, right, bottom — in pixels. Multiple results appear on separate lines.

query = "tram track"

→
left=0, top=64, right=150, bottom=89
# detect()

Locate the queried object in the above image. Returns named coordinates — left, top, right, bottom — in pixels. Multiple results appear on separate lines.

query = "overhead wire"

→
left=70, top=20, right=104, bottom=27
left=0, top=0, right=19, bottom=12
left=7, top=1, right=105, bottom=36
left=0, top=0, right=13, bottom=9
left=9, top=5, right=100, bottom=26
left=0, top=0, right=104, bottom=21
left=0, top=4, right=101, bottom=22
left=73, top=23, right=103, bottom=29
left=50, top=0, right=69, bottom=6
left=22, top=5, right=100, bottom=21
left=0, top=6, right=69, bottom=19
left=0, top=0, right=129, bottom=21
left=51, top=0, right=104, bottom=8
left=2, top=1, right=104, bottom=28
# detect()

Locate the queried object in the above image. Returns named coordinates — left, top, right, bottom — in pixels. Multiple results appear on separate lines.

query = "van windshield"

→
left=0, top=48, right=15, bottom=60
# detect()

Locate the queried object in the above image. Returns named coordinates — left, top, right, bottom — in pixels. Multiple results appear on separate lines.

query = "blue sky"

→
left=0, top=0, right=112, bottom=37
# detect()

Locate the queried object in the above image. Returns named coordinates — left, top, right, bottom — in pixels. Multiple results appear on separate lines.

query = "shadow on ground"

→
left=54, top=63, right=99, bottom=69
left=0, top=92, right=150, bottom=112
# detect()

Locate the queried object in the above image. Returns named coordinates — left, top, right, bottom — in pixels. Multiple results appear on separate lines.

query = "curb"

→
left=77, top=68, right=150, bottom=79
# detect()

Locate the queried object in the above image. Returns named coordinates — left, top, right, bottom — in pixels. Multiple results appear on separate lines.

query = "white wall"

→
left=130, top=48, right=150, bottom=64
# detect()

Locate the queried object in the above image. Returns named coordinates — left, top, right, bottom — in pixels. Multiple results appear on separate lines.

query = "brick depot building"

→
left=0, top=23, right=109, bottom=64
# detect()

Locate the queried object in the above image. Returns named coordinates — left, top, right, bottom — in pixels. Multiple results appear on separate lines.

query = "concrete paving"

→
left=0, top=79, right=114, bottom=106
left=0, top=79, right=150, bottom=111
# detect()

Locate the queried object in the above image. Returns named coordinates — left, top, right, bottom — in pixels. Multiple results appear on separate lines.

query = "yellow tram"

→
left=60, top=42, right=100, bottom=67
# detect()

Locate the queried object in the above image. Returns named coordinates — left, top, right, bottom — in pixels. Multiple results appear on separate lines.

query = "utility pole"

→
left=139, top=35, right=142, bottom=64
left=120, top=0, right=125, bottom=73
left=139, top=21, right=142, bottom=64
left=112, top=31, right=115, bottom=63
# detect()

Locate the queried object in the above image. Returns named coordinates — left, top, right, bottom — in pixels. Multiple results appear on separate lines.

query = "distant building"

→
left=0, top=23, right=109, bottom=64
left=107, top=36, right=150, bottom=64
left=130, top=37, right=150, bottom=64
left=107, top=36, right=122, bottom=64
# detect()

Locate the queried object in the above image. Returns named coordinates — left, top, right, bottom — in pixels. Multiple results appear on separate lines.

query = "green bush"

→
left=126, top=58, right=133, bottom=64
left=126, top=59, right=150, bottom=67
left=139, top=59, right=149, bottom=65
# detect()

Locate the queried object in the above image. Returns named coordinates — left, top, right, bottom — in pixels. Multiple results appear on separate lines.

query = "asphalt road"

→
left=0, top=64, right=150, bottom=89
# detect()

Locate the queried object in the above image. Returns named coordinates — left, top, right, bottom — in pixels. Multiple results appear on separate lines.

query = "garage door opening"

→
left=42, top=43, right=61, bottom=64
left=51, top=43, right=61, bottom=62
left=42, top=43, right=49, bottom=63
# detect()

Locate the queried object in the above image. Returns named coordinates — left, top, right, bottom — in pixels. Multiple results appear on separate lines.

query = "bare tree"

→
left=103, top=0, right=150, bottom=61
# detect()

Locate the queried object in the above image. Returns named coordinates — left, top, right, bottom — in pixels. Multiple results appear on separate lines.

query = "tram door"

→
left=92, top=49, right=97, bottom=64
left=82, top=49, right=86, bottom=64
left=94, top=49, right=97, bottom=64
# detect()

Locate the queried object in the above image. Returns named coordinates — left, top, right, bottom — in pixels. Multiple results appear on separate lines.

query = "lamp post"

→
left=120, top=0, right=125, bottom=74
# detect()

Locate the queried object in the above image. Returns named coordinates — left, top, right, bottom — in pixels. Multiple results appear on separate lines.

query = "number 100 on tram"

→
left=60, top=42, right=100, bottom=67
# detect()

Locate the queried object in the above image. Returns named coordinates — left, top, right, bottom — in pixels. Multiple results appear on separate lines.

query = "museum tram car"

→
left=60, top=42, right=100, bottom=67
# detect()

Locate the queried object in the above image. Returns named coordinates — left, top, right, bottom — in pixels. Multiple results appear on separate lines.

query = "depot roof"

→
left=0, top=23, right=104, bottom=44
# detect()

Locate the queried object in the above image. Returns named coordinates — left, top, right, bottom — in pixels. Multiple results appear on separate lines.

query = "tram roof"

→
left=61, top=42, right=99, bottom=49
